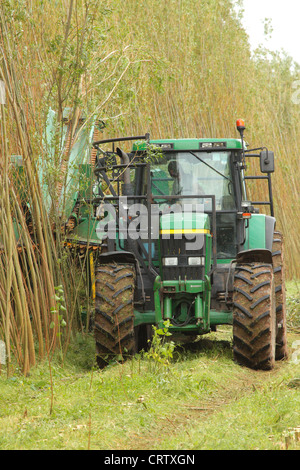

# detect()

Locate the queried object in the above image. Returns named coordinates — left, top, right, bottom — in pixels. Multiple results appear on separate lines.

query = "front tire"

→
left=233, top=262, right=276, bottom=370
left=94, top=262, right=136, bottom=367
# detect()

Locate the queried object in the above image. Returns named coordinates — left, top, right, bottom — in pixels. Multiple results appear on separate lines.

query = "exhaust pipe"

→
left=116, top=147, right=133, bottom=196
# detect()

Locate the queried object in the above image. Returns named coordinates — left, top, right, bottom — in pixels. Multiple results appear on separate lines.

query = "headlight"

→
left=163, top=257, right=178, bottom=266
left=188, top=257, right=204, bottom=266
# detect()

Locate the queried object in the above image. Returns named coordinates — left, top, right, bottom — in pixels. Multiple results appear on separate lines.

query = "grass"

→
left=0, top=281, right=299, bottom=450
left=0, top=328, right=299, bottom=450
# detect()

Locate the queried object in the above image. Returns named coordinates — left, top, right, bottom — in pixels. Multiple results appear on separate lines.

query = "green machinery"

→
left=12, top=114, right=288, bottom=370
left=65, top=118, right=286, bottom=371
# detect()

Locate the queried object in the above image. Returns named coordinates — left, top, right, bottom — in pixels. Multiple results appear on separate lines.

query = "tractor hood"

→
left=160, top=211, right=210, bottom=235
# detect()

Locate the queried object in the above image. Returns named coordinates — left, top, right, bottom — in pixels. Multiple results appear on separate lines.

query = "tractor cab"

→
left=138, top=144, right=239, bottom=260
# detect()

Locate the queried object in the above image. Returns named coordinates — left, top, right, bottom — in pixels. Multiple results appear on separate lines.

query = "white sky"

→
left=238, top=0, right=300, bottom=64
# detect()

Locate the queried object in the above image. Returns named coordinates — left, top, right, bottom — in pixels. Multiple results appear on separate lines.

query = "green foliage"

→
left=144, top=320, right=175, bottom=372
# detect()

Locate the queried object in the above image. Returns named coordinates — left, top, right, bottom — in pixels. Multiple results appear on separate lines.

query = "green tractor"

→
left=67, top=119, right=287, bottom=370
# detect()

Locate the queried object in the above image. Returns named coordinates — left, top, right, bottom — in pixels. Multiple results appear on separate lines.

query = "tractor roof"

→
left=132, top=138, right=243, bottom=152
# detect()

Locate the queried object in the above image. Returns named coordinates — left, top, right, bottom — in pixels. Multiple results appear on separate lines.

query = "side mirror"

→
left=260, top=150, right=274, bottom=173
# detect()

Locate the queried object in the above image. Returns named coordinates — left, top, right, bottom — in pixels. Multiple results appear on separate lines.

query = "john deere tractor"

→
left=66, top=119, right=287, bottom=370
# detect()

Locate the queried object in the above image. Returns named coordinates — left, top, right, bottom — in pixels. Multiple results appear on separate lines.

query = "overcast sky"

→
left=238, top=0, right=300, bottom=64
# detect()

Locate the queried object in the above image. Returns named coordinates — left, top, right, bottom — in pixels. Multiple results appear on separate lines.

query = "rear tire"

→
left=233, top=262, right=276, bottom=370
left=94, top=262, right=136, bottom=368
left=272, top=231, right=288, bottom=360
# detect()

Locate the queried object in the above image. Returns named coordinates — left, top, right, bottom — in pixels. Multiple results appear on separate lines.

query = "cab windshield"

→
left=148, top=151, right=235, bottom=210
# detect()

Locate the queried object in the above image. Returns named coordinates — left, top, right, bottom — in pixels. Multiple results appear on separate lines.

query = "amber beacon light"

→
left=236, top=118, right=245, bottom=132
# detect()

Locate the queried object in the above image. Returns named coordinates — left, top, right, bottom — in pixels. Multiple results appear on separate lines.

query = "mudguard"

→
left=98, top=250, right=137, bottom=265
left=236, top=248, right=273, bottom=265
